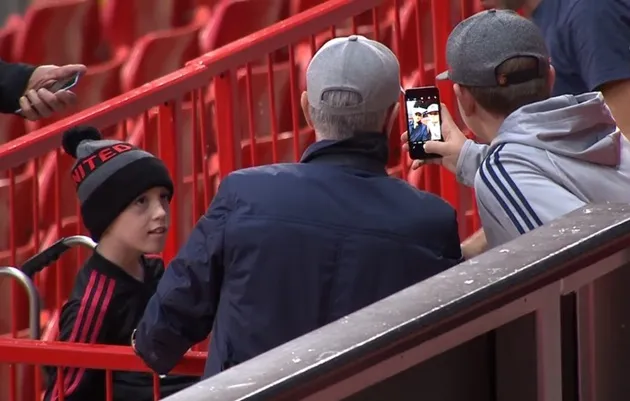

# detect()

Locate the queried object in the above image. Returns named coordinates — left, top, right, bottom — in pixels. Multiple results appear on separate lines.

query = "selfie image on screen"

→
left=406, top=96, right=441, bottom=145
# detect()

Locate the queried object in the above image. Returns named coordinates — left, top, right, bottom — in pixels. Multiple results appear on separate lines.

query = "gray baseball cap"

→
left=436, top=9, right=549, bottom=87
left=307, top=35, right=400, bottom=115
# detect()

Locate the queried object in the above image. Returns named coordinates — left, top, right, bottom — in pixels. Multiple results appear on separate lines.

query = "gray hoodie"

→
left=456, top=92, right=630, bottom=248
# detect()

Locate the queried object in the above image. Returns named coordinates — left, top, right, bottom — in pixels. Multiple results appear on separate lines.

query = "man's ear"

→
left=453, top=83, right=475, bottom=117
left=301, top=92, right=313, bottom=128
left=383, top=102, right=399, bottom=135
left=547, top=65, right=556, bottom=94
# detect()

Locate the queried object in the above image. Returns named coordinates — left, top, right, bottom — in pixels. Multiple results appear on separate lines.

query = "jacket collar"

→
left=300, top=132, right=389, bottom=175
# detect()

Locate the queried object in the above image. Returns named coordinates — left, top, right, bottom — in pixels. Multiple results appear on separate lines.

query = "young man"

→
left=401, top=12, right=630, bottom=399
left=423, top=103, right=441, bottom=140
left=405, top=9, right=630, bottom=249
left=44, top=126, right=197, bottom=401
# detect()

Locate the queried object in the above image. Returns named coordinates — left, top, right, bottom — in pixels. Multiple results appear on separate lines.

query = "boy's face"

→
left=106, top=186, right=171, bottom=254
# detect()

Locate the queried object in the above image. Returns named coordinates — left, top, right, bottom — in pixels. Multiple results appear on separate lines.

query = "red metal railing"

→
left=0, top=0, right=484, bottom=400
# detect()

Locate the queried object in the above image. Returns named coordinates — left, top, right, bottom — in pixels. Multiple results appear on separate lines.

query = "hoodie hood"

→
left=493, top=92, right=621, bottom=167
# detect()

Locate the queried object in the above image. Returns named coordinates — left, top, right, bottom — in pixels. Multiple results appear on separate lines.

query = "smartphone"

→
left=404, top=86, right=443, bottom=160
left=48, top=73, right=80, bottom=93
left=15, top=72, right=81, bottom=115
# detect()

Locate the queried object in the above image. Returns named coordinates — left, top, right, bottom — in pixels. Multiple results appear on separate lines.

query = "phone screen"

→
left=404, top=86, right=443, bottom=160
left=48, top=73, right=80, bottom=93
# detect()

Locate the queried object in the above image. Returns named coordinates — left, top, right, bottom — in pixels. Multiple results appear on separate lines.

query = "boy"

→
left=44, top=126, right=197, bottom=401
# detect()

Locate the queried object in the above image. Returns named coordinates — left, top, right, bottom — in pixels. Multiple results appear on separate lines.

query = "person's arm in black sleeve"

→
left=43, top=286, right=114, bottom=401
left=567, top=0, right=630, bottom=141
left=134, top=178, right=233, bottom=375
left=0, top=60, right=35, bottom=114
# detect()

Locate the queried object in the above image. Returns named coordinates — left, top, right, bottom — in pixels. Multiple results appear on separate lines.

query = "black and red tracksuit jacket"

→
left=43, top=251, right=198, bottom=401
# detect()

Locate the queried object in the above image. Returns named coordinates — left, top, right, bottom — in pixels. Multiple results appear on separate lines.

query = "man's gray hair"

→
left=309, top=90, right=390, bottom=141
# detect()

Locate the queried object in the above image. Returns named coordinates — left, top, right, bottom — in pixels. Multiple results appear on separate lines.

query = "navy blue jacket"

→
left=0, top=60, right=34, bottom=113
left=409, top=122, right=429, bottom=142
left=134, top=132, right=462, bottom=378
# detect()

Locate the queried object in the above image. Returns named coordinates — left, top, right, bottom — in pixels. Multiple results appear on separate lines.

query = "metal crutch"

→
left=0, top=267, right=41, bottom=339
left=21, top=235, right=97, bottom=279
left=15, top=235, right=96, bottom=339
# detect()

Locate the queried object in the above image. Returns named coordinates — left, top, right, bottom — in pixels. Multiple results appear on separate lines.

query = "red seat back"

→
left=173, top=0, right=200, bottom=27
left=102, top=0, right=176, bottom=49
left=199, top=0, right=284, bottom=53
left=82, top=0, right=107, bottom=64
left=72, top=47, right=127, bottom=109
left=120, top=7, right=210, bottom=92
left=0, top=14, right=22, bottom=61
left=13, top=0, right=90, bottom=64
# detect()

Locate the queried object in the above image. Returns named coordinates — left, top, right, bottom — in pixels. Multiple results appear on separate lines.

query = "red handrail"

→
left=0, top=0, right=383, bottom=172
left=0, top=339, right=205, bottom=375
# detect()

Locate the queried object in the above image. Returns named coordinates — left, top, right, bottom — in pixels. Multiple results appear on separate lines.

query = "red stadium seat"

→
left=102, top=0, right=177, bottom=50
left=196, top=0, right=222, bottom=10
left=69, top=47, right=128, bottom=110
left=199, top=0, right=284, bottom=53
left=173, top=0, right=200, bottom=27
left=0, top=14, right=21, bottom=61
left=12, top=0, right=91, bottom=65
left=120, top=6, right=210, bottom=92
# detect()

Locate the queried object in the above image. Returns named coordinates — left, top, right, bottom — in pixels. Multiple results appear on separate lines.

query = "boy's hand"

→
left=401, top=103, right=468, bottom=174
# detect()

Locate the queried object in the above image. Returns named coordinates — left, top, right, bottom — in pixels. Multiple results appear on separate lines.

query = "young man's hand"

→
left=401, top=104, right=468, bottom=174
left=19, top=64, right=86, bottom=121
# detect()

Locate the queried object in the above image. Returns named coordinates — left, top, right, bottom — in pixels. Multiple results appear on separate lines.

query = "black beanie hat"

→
left=62, top=126, right=174, bottom=241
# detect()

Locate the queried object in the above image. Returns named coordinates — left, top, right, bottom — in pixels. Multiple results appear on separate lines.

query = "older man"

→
left=0, top=60, right=85, bottom=121
left=133, top=35, right=463, bottom=378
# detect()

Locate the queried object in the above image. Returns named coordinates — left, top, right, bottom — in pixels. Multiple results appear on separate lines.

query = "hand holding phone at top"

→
left=402, top=103, right=468, bottom=174
left=18, top=64, right=86, bottom=121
